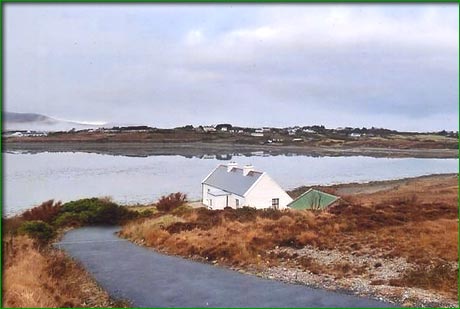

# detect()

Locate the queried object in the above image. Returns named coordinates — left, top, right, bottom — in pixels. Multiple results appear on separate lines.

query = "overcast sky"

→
left=5, top=3, right=459, bottom=131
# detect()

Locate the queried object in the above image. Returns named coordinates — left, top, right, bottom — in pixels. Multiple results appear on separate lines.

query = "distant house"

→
left=202, top=126, right=216, bottom=132
left=288, top=189, right=339, bottom=210
left=215, top=124, right=232, bottom=132
left=349, top=132, right=361, bottom=138
left=202, top=163, right=293, bottom=210
left=251, top=132, right=264, bottom=137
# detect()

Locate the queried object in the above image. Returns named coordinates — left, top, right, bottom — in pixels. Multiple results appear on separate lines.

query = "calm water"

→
left=4, top=152, right=458, bottom=216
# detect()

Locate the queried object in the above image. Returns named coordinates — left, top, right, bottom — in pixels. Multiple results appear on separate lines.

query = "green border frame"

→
left=1, top=0, right=459, bottom=4
left=0, top=1, right=458, bottom=309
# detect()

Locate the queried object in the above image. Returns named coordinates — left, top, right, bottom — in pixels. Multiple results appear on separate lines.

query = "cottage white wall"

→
left=202, top=183, right=245, bottom=209
left=209, top=195, right=228, bottom=209
left=227, top=193, right=245, bottom=208
left=244, top=174, right=293, bottom=209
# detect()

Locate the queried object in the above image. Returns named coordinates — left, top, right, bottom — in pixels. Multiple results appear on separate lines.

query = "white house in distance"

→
left=201, top=163, right=293, bottom=210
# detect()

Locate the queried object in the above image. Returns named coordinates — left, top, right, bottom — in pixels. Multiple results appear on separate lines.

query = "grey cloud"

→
left=5, top=3, right=459, bottom=131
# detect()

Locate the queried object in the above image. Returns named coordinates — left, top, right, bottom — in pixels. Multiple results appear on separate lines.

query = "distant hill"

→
left=3, top=112, right=105, bottom=131
left=4, top=112, right=58, bottom=123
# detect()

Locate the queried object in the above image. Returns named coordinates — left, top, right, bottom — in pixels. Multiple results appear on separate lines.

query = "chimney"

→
left=243, top=164, right=254, bottom=176
left=227, top=162, right=238, bottom=172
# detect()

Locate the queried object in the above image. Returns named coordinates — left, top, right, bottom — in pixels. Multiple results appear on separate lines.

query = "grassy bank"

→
left=3, top=236, right=120, bottom=307
left=120, top=174, right=458, bottom=307
left=2, top=198, right=143, bottom=308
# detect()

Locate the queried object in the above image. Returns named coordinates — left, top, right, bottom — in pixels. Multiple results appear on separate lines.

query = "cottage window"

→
left=235, top=199, right=240, bottom=208
left=209, top=199, right=213, bottom=207
left=272, top=198, right=279, bottom=210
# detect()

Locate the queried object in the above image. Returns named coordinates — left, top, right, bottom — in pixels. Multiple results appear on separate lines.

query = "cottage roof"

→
left=288, top=189, right=339, bottom=210
left=202, top=165, right=263, bottom=196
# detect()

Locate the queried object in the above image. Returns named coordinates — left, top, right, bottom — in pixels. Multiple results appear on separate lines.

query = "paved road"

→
left=57, top=226, right=394, bottom=308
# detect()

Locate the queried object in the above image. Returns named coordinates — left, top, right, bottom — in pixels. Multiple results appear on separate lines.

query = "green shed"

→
left=288, top=189, right=339, bottom=210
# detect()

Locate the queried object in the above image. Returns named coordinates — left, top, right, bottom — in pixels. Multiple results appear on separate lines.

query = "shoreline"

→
left=3, top=141, right=458, bottom=158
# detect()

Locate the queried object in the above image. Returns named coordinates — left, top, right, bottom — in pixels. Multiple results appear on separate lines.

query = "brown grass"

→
left=3, top=236, right=124, bottom=308
left=120, top=175, right=458, bottom=298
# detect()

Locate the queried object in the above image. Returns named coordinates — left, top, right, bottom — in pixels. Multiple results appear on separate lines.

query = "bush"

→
left=19, top=220, right=55, bottom=244
left=55, top=198, right=137, bottom=227
left=156, top=193, right=187, bottom=212
left=21, top=200, right=62, bottom=223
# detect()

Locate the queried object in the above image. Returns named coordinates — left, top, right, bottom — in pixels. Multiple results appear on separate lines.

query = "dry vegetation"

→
left=2, top=198, right=135, bottom=308
left=121, top=174, right=458, bottom=306
left=2, top=236, right=124, bottom=308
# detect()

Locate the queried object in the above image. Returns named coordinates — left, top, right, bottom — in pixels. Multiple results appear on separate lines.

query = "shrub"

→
left=19, top=220, right=55, bottom=244
left=156, top=193, right=187, bottom=212
left=55, top=198, right=137, bottom=227
left=21, top=200, right=62, bottom=223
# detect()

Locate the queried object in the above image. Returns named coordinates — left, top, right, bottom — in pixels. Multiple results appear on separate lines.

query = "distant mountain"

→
left=3, top=112, right=105, bottom=131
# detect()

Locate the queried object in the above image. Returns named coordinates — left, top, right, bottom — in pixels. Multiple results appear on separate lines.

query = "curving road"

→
left=57, top=226, right=394, bottom=308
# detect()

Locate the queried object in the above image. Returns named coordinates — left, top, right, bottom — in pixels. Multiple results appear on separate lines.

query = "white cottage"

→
left=201, top=163, right=293, bottom=210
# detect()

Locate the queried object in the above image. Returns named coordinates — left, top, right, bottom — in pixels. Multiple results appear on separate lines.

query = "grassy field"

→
left=120, top=174, right=458, bottom=307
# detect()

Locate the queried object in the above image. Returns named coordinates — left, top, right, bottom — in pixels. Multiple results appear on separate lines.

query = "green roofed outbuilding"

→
left=288, top=189, right=339, bottom=210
